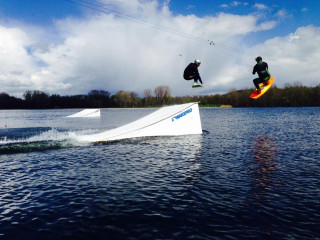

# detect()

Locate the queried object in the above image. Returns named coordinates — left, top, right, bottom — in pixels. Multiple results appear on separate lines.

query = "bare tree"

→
left=143, top=89, right=152, bottom=107
left=114, top=91, right=132, bottom=108
left=154, top=85, right=171, bottom=106
left=129, top=91, right=139, bottom=107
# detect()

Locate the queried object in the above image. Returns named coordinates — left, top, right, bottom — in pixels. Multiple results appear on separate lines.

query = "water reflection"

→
left=250, top=134, right=277, bottom=202
left=178, top=135, right=203, bottom=183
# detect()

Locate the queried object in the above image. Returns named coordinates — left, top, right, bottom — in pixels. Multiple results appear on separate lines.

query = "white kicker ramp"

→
left=78, top=102, right=202, bottom=142
left=66, top=109, right=100, bottom=118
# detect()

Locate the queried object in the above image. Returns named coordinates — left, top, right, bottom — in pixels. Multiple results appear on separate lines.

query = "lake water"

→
left=0, top=107, right=319, bottom=240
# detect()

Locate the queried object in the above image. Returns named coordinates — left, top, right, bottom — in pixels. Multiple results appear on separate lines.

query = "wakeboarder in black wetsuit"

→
left=184, top=59, right=203, bottom=87
left=252, top=56, right=270, bottom=94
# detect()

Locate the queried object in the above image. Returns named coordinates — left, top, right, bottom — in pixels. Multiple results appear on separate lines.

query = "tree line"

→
left=0, top=82, right=319, bottom=109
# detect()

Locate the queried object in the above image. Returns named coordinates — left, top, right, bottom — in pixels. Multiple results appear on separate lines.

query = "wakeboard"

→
left=192, top=83, right=203, bottom=88
left=250, top=77, right=275, bottom=99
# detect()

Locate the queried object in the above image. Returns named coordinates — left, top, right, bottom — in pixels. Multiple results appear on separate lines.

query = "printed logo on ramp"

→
left=172, top=108, right=192, bottom=122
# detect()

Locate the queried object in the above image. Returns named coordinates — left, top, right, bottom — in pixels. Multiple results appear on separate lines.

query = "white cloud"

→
left=275, top=9, right=290, bottom=19
left=0, top=26, right=38, bottom=91
left=253, top=3, right=268, bottom=10
left=255, top=21, right=277, bottom=31
left=231, top=1, right=241, bottom=7
left=220, top=1, right=249, bottom=8
left=288, top=33, right=300, bottom=42
left=0, top=0, right=319, bottom=98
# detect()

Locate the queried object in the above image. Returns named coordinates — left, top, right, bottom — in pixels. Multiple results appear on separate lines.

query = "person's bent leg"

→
left=262, top=76, right=270, bottom=86
left=253, top=78, right=260, bottom=89
left=183, top=74, right=193, bottom=81
left=193, top=76, right=203, bottom=84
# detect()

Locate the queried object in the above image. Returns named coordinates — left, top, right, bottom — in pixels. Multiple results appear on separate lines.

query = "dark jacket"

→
left=184, top=63, right=200, bottom=80
left=253, top=61, right=270, bottom=80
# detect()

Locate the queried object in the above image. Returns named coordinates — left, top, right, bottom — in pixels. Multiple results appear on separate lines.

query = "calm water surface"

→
left=0, top=107, right=319, bottom=240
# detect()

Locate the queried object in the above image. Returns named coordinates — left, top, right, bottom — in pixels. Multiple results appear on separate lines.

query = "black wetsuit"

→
left=252, top=61, right=270, bottom=89
left=183, top=63, right=203, bottom=84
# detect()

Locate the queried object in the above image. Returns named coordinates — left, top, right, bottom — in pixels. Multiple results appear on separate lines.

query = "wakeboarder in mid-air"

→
left=183, top=59, right=204, bottom=88
left=252, top=56, right=270, bottom=94
left=250, top=56, right=275, bottom=99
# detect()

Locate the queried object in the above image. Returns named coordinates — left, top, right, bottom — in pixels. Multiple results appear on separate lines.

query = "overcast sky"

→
left=0, top=0, right=320, bottom=97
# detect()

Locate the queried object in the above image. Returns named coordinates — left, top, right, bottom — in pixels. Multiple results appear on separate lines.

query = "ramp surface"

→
left=67, top=109, right=100, bottom=118
left=78, top=102, right=202, bottom=142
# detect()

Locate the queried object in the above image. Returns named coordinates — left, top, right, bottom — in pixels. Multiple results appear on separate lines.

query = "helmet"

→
left=255, top=56, right=262, bottom=62
left=194, top=59, right=201, bottom=64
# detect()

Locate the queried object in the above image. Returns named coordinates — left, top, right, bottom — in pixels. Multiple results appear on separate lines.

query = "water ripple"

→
left=0, top=108, right=319, bottom=239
